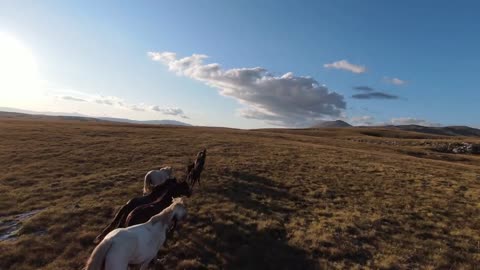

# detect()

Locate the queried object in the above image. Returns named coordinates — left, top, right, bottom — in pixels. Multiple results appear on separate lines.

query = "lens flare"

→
left=0, top=32, right=42, bottom=103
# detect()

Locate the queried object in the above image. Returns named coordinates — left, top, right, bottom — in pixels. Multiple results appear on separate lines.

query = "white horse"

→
left=143, top=166, right=173, bottom=195
left=85, top=197, right=187, bottom=270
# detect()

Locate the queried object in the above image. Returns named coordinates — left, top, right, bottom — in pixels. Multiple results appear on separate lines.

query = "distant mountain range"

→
left=387, top=125, right=480, bottom=137
left=311, top=120, right=480, bottom=137
left=2, top=107, right=479, bottom=137
left=0, top=107, right=192, bottom=126
left=97, top=117, right=191, bottom=126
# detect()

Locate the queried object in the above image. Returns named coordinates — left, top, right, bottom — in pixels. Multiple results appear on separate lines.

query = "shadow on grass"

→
left=161, top=217, right=317, bottom=270
left=158, top=171, right=317, bottom=269
left=211, top=171, right=306, bottom=216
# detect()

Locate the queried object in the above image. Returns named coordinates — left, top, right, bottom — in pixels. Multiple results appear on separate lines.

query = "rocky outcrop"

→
left=432, top=142, right=480, bottom=154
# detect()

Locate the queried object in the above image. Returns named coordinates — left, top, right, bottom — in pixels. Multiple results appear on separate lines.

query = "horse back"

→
left=126, top=196, right=149, bottom=210
left=125, top=204, right=157, bottom=226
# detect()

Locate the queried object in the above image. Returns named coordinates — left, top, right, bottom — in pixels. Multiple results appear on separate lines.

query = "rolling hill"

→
left=0, top=116, right=479, bottom=269
left=390, top=124, right=480, bottom=137
left=0, top=107, right=191, bottom=126
left=311, top=120, right=352, bottom=128
left=310, top=119, right=480, bottom=137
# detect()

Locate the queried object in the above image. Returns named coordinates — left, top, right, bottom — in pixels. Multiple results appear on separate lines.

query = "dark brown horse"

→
left=94, top=177, right=178, bottom=243
left=125, top=149, right=207, bottom=227
left=93, top=149, right=207, bottom=243
left=186, top=148, right=206, bottom=187
left=124, top=181, right=191, bottom=226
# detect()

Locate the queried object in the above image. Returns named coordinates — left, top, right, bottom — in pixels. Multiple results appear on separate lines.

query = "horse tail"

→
left=85, top=238, right=113, bottom=270
left=94, top=204, right=131, bottom=244
left=143, top=171, right=153, bottom=195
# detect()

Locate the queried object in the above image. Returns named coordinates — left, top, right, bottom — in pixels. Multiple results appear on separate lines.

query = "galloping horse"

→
left=85, top=197, right=187, bottom=270
left=125, top=149, right=206, bottom=227
left=94, top=178, right=177, bottom=244
left=143, top=166, right=173, bottom=195
left=94, top=149, right=207, bottom=244
left=186, top=149, right=206, bottom=187
left=125, top=180, right=191, bottom=226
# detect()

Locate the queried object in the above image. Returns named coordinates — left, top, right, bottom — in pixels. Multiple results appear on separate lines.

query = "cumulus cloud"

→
left=352, top=92, right=399, bottom=100
left=149, top=52, right=346, bottom=127
left=353, top=86, right=374, bottom=92
left=324, top=60, right=366, bottom=74
left=61, top=96, right=86, bottom=102
left=389, top=117, right=440, bottom=127
left=384, top=77, right=406, bottom=85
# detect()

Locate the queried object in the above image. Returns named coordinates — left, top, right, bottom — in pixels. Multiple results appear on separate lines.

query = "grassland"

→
left=0, top=117, right=479, bottom=269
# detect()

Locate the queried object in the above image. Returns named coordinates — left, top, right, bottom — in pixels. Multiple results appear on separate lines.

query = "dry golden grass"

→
left=0, top=117, right=479, bottom=269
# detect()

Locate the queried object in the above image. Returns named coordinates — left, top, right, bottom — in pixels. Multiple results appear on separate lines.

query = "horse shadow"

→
left=158, top=217, right=317, bottom=270
left=156, top=171, right=317, bottom=269
left=208, top=171, right=307, bottom=216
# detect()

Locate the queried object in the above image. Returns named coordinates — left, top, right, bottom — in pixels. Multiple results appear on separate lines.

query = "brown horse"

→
left=124, top=180, right=191, bottom=226
left=94, top=149, right=207, bottom=244
left=125, top=149, right=206, bottom=229
left=93, top=177, right=177, bottom=243
left=186, top=149, right=206, bottom=187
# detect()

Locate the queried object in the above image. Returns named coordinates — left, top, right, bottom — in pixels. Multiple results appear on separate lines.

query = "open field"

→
left=1, top=117, right=479, bottom=269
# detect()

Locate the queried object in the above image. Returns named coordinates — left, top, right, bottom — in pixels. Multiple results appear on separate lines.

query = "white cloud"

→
left=389, top=117, right=440, bottom=127
left=61, top=96, right=86, bottom=102
left=349, top=115, right=376, bottom=126
left=56, top=90, right=188, bottom=118
left=384, top=77, right=406, bottom=85
left=347, top=115, right=440, bottom=127
left=323, top=60, right=366, bottom=74
left=149, top=52, right=346, bottom=127
left=150, top=106, right=188, bottom=118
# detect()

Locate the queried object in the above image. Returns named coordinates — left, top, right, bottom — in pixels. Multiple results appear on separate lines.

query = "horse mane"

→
left=149, top=177, right=177, bottom=196
left=150, top=197, right=185, bottom=225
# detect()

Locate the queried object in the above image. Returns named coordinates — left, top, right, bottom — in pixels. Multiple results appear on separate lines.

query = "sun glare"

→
left=0, top=32, right=41, bottom=102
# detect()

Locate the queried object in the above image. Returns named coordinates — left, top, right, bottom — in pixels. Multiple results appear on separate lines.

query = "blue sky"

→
left=0, top=0, right=479, bottom=128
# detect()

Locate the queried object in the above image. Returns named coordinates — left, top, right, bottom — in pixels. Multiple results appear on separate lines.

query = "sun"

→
left=0, top=32, right=41, bottom=102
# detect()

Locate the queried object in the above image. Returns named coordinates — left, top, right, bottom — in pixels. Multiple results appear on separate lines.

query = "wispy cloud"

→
left=149, top=51, right=346, bottom=127
left=349, top=115, right=376, bottom=126
left=61, top=96, right=86, bottom=102
left=56, top=90, right=188, bottom=118
left=348, top=115, right=440, bottom=127
left=352, top=92, right=399, bottom=100
left=389, top=117, right=440, bottom=127
left=384, top=77, right=406, bottom=85
left=324, top=60, right=366, bottom=74
left=151, top=106, right=189, bottom=119
left=353, top=86, right=375, bottom=92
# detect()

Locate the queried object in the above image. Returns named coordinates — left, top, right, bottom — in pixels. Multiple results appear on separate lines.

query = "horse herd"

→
left=85, top=149, right=207, bottom=270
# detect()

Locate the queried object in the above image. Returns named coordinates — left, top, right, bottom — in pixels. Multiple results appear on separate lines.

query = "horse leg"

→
left=95, top=202, right=133, bottom=243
